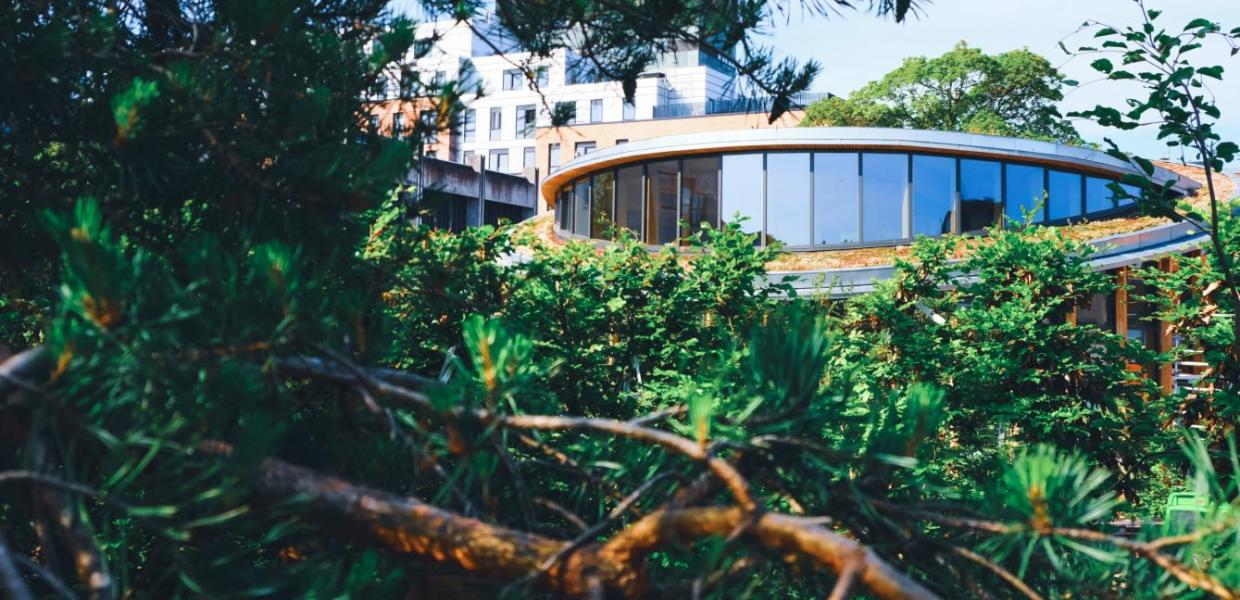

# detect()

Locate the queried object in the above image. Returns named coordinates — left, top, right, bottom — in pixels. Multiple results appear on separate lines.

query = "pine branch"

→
left=200, top=440, right=941, bottom=599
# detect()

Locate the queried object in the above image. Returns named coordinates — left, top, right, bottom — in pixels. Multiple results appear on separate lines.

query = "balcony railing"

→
left=652, top=92, right=833, bottom=119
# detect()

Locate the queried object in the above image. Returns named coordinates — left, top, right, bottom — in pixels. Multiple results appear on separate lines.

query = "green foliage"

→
left=802, top=41, right=1082, bottom=143
left=3, top=1, right=1239, bottom=598
left=829, top=220, right=1171, bottom=499
left=1068, top=1, right=1240, bottom=446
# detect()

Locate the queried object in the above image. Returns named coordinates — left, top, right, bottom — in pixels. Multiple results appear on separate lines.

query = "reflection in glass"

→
left=814, top=153, right=859, bottom=244
left=1077, top=291, right=1114, bottom=332
left=721, top=153, right=764, bottom=238
left=681, top=156, right=720, bottom=238
left=1047, top=171, right=1082, bottom=220
left=1119, top=183, right=1140, bottom=207
left=573, top=179, right=590, bottom=237
left=1005, top=163, right=1045, bottom=224
left=960, top=159, right=1001, bottom=231
left=862, top=153, right=907, bottom=242
left=1086, top=177, right=1116, bottom=213
left=559, top=188, right=574, bottom=231
left=912, top=155, right=955, bottom=236
left=766, top=153, right=811, bottom=246
left=591, top=171, right=614, bottom=238
left=615, top=166, right=643, bottom=237
left=646, top=160, right=678, bottom=244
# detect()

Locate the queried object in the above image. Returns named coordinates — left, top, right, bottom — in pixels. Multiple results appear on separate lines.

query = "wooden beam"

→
left=1158, top=257, right=1178, bottom=394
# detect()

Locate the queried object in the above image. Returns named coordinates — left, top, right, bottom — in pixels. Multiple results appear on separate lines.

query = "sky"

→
left=762, top=0, right=1239, bottom=167
left=391, top=0, right=1239, bottom=168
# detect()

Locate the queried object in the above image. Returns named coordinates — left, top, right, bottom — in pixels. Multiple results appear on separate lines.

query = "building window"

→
left=767, top=153, right=811, bottom=246
left=534, top=66, right=550, bottom=88
left=523, top=146, right=535, bottom=170
left=1005, top=163, right=1045, bottom=224
left=862, top=153, right=908, bottom=243
left=419, top=109, right=436, bottom=133
left=489, top=107, right=503, bottom=141
left=1048, top=170, right=1083, bottom=220
left=575, top=141, right=596, bottom=157
left=462, top=150, right=475, bottom=166
left=558, top=187, right=571, bottom=230
left=488, top=148, right=509, bottom=172
left=616, top=165, right=643, bottom=237
left=647, top=160, right=678, bottom=244
left=912, top=155, right=955, bottom=236
left=372, top=75, right=388, bottom=98
left=432, top=71, right=446, bottom=86
left=623, top=101, right=636, bottom=121
left=591, top=172, right=615, bottom=238
left=573, top=179, right=591, bottom=237
left=615, top=139, right=628, bottom=145
left=517, top=105, right=536, bottom=139
left=390, top=113, right=405, bottom=138
left=960, top=159, right=1001, bottom=232
left=814, top=153, right=859, bottom=245
left=368, top=114, right=381, bottom=134
left=1077, top=291, right=1115, bottom=332
left=413, top=38, right=432, bottom=57
left=555, top=101, right=577, bottom=124
left=721, top=153, right=763, bottom=239
left=1086, top=177, right=1117, bottom=213
left=549, top=143, right=561, bottom=170
left=425, top=150, right=437, bottom=159
left=502, top=68, right=523, bottom=91
left=681, top=156, right=720, bottom=238
left=590, top=99, right=603, bottom=123
left=462, top=109, right=476, bottom=142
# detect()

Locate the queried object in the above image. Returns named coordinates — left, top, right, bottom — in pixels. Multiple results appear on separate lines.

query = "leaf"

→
left=1185, top=18, right=1214, bottom=31
left=1090, top=58, right=1114, bottom=74
left=1093, top=27, right=1118, bottom=37
left=688, top=390, right=714, bottom=450
left=1197, top=65, right=1224, bottom=79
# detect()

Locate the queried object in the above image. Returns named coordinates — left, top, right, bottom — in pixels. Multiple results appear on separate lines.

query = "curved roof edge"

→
left=542, top=127, right=1200, bottom=202
left=772, top=220, right=1206, bottom=298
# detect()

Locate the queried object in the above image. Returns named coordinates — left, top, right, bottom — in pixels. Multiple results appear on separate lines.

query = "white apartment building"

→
left=374, top=15, right=742, bottom=176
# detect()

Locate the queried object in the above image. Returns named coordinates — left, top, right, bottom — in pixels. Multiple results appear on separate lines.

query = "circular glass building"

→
left=542, top=127, right=1198, bottom=249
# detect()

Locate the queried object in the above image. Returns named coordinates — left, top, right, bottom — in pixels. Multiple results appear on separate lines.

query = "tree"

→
left=3, top=0, right=1238, bottom=597
left=830, top=220, right=1172, bottom=502
left=1065, top=0, right=1240, bottom=435
left=802, top=42, right=1083, bottom=143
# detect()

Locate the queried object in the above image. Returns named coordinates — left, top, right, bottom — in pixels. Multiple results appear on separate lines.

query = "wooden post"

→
left=1158, top=257, right=1178, bottom=394
left=1115, top=267, right=1129, bottom=340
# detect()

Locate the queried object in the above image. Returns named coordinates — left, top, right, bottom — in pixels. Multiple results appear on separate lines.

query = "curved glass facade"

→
left=552, top=150, right=1153, bottom=249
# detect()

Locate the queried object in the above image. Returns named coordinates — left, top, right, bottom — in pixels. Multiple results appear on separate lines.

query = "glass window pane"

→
left=681, top=156, right=720, bottom=238
left=616, top=166, right=643, bottom=237
left=1085, top=177, right=1116, bottom=213
left=646, top=160, right=678, bottom=244
left=912, top=155, right=955, bottom=237
left=1120, top=183, right=1140, bottom=207
left=591, top=172, right=615, bottom=238
left=573, top=179, right=590, bottom=237
left=1005, top=163, right=1045, bottom=224
left=814, top=153, right=859, bottom=245
left=1048, top=171, right=1083, bottom=220
left=766, top=153, right=811, bottom=246
left=721, top=153, right=763, bottom=238
left=862, top=153, right=908, bottom=242
left=559, top=188, right=572, bottom=230
left=1077, top=291, right=1114, bottom=333
left=960, top=159, right=1001, bottom=231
